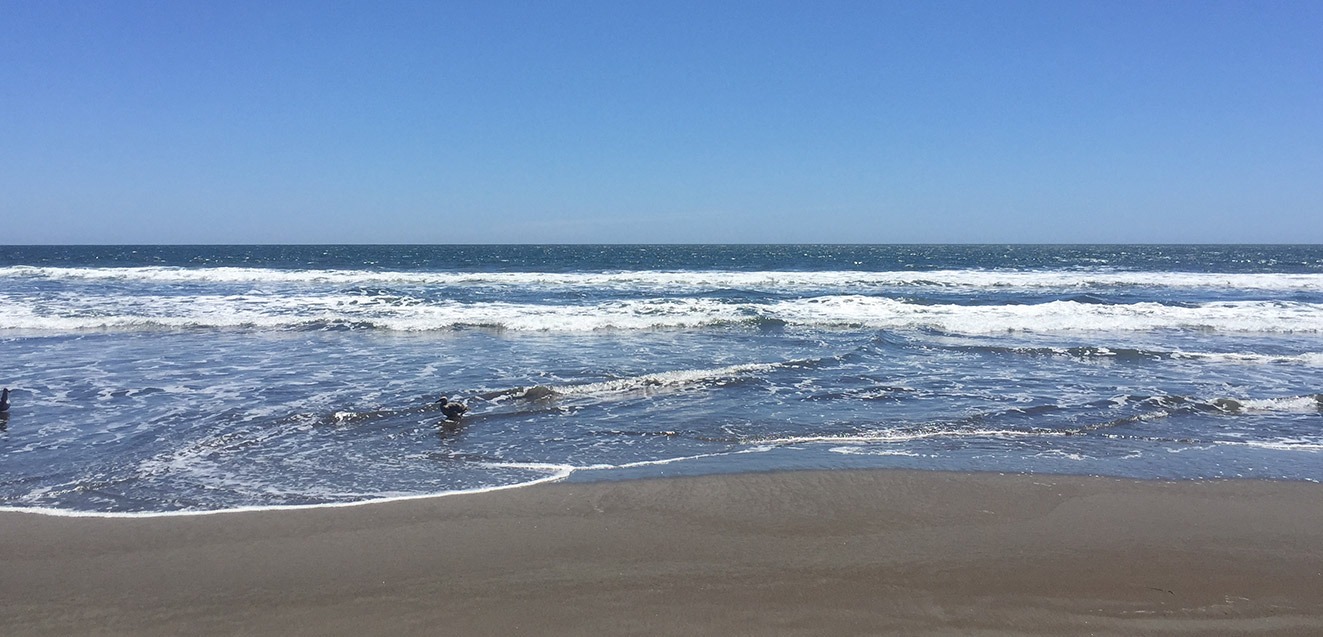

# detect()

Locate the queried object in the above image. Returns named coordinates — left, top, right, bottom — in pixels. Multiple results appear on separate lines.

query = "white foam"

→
left=1172, top=351, right=1323, bottom=365
left=4, top=293, right=1323, bottom=335
left=576, top=449, right=758, bottom=471
left=1032, top=450, right=1088, bottom=461
left=1232, top=396, right=1323, bottom=413
left=1220, top=439, right=1323, bottom=452
left=783, top=297, right=1323, bottom=334
left=6, top=265, right=1323, bottom=293
left=829, top=447, right=926, bottom=457
left=543, top=362, right=785, bottom=397
left=767, top=428, right=1063, bottom=447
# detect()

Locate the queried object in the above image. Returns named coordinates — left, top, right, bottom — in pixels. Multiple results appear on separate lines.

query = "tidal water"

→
left=2, top=244, right=1321, bottom=514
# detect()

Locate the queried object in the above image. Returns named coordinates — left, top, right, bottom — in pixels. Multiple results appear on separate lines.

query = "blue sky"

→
left=2, top=1, right=1320, bottom=244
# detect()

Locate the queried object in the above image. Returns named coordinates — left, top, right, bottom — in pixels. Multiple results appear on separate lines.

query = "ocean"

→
left=2, top=244, right=1321, bottom=515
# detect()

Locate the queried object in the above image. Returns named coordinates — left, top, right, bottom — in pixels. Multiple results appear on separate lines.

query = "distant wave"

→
left=6, top=265, right=1323, bottom=292
left=3, top=295, right=1323, bottom=334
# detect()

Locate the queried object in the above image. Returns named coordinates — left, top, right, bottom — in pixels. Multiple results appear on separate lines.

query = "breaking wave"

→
left=6, top=265, right=1323, bottom=292
left=933, top=343, right=1323, bottom=366
left=477, top=360, right=819, bottom=402
left=3, top=295, right=1321, bottom=334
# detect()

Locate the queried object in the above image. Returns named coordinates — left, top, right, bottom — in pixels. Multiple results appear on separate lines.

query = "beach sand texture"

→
left=3, top=470, right=1321, bottom=635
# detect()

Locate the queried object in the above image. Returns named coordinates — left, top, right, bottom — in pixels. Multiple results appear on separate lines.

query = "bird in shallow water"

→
left=0, top=388, right=9, bottom=414
left=435, top=396, right=468, bottom=421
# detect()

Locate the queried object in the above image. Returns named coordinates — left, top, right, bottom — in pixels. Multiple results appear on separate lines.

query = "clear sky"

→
left=2, top=0, right=1320, bottom=244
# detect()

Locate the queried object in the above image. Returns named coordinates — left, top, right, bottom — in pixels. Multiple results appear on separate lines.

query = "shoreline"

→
left=0, top=465, right=1319, bottom=519
left=3, top=468, right=1322, bottom=635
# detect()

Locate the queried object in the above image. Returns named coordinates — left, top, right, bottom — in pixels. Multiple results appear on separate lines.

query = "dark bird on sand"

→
left=0, top=388, right=9, bottom=414
left=435, top=396, right=468, bottom=421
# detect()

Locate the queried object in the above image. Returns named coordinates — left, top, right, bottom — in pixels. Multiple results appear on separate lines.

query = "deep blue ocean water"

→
left=2, top=245, right=1321, bottom=514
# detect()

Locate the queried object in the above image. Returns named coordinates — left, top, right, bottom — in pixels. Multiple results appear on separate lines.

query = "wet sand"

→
left=2, top=470, right=1322, bottom=635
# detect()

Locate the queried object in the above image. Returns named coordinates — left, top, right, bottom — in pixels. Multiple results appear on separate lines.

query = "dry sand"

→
left=2, top=469, right=1322, bottom=635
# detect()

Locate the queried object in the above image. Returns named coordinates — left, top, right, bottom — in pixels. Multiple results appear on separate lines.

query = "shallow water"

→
left=2, top=245, right=1321, bottom=513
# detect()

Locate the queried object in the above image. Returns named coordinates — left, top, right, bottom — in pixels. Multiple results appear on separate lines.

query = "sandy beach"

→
left=2, top=469, right=1321, bottom=635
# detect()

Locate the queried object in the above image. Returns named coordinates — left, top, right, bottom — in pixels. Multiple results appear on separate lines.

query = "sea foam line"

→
left=0, top=451, right=769, bottom=518
left=1229, top=439, right=1323, bottom=452
left=759, top=428, right=1067, bottom=447
left=0, top=464, right=575, bottom=519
